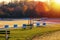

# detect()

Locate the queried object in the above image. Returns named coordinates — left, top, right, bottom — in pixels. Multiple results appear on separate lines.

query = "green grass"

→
left=0, top=25, right=60, bottom=40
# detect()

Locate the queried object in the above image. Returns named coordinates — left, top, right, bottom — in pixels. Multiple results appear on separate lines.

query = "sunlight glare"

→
left=54, top=0, right=60, bottom=4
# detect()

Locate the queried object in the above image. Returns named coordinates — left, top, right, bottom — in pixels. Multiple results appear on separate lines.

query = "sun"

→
left=54, top=0, right=60, bottom=4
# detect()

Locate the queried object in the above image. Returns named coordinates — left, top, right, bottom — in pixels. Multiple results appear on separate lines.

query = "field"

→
left=0, top=19, right=28, bottom=28
left=0, top=24, right=60, bottom=40
left=0, top=19, right=60, bottom=40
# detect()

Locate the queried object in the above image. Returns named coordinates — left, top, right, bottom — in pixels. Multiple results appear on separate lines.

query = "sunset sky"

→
left=0, top=0, right=50, bottom=5
left=0, top=0, right=60, bottom=10
left=0, top=0, right=49, bottom=3
left=0, top=0, right=59, bottom=4
left=0, top=0, right=60, bottom=11
left=0, top=0, right=60, bottom=3
left=0, top=0, right=60, bottom=18
left=0, top=0, right=20, bottom=3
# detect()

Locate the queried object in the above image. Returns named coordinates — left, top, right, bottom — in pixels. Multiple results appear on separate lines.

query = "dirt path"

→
left=33, top=31, right=60, bottom=40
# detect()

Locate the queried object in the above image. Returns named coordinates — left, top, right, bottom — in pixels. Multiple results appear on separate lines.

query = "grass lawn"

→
left=0, top=24, right=60, bottom=40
